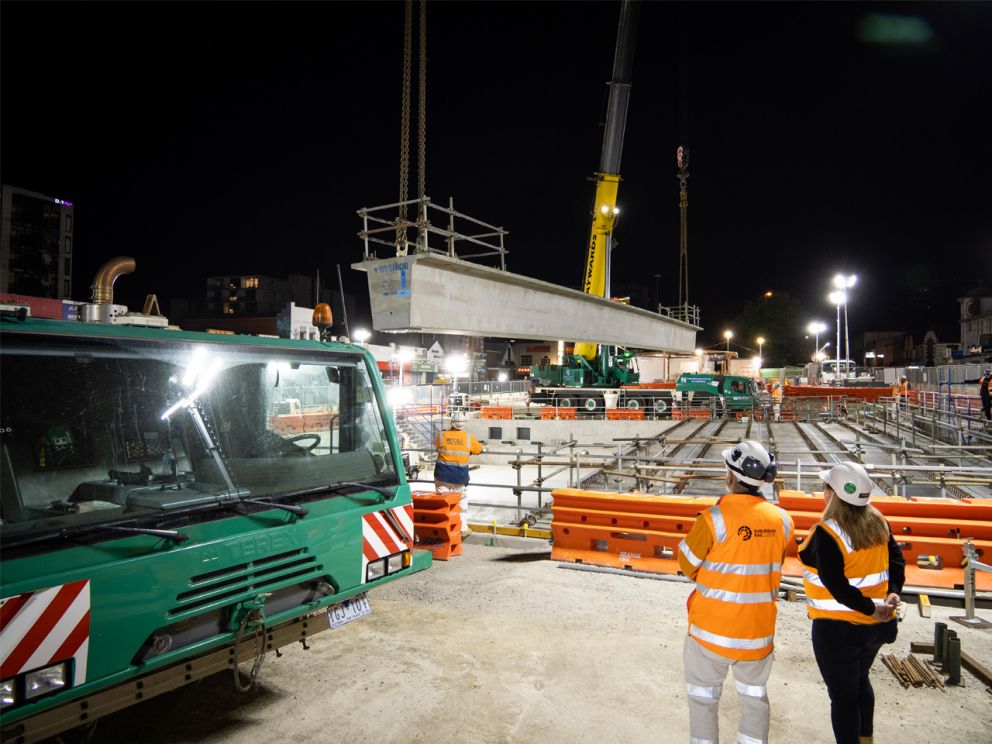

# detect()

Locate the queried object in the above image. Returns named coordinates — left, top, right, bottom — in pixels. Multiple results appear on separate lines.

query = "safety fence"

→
left=550, top=488, right=992, bottom=592
left=412, top=492, right=464, bottom=560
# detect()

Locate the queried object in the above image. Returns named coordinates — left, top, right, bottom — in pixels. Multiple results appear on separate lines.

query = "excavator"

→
left=530, top=0, right=677, bottom=414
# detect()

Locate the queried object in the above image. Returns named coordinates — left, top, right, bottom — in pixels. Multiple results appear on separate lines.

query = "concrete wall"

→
left=463, top=419, right=677, bottom=458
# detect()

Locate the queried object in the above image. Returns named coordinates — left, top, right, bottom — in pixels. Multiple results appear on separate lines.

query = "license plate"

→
left=327, top=593, right=372, bottom=629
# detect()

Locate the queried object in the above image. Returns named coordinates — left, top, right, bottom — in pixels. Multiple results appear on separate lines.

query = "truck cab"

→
left=673, top=373, right=757, bottom=414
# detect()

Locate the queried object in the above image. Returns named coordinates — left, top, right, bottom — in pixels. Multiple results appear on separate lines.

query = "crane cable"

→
left=398, top=0, right=413, bottom=248
left=398, top=1, right=427, bottom=254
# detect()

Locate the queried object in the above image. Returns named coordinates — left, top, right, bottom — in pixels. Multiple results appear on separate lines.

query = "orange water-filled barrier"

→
left=551, top=488, right=992, bottom=591
left=412, top=492, right=463, bottom=560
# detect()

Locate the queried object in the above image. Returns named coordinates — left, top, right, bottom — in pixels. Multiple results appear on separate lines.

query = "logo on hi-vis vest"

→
left=738, top=525, right=777, bottom=541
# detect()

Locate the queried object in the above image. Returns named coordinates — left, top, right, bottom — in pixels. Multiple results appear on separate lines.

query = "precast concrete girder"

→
left=352, top=254, right=699, bottom=353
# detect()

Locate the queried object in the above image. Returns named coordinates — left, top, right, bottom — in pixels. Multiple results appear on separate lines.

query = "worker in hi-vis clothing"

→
left=433, top=412, right=483, bottom=537
left=678, top=440, right=794, bottom=744
left=771, top=381, right=783, bottom=422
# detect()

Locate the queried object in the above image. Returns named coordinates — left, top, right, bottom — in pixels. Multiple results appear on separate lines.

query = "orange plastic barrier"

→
left=672, top=408, right=712, bottom=420
left=783, top=386, right=894, bottom=402
left=606, top=408, right=645, bottom=421
left=411, top=491, right=463, bottom=560
left=481, top=406, right=513, bottom=420
left=551, top=488, right=992, bottom=591
left=541, top=407, right=577, bottom=420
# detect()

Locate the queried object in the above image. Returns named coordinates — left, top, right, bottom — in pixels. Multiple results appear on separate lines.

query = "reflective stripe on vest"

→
left=688, top=494, right=791, bottom=661
left=690, top=624, right=775, bottom=651
left=680, top=539, right=704, bottom=567
left=800, top=520, right=889, bottom=624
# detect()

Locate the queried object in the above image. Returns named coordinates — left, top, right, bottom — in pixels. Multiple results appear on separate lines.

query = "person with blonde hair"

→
left=799, top=462, right=904, bottom=744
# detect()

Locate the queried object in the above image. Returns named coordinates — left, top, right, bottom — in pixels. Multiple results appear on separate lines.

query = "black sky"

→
left=2, top=1, right=991, bottom=348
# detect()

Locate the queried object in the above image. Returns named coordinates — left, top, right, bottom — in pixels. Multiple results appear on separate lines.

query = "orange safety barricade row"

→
left=672, top=408, right=712, bottom=420
left=541, top=407, right=577, bottom=420
left=551, top=488, right=992, bottom=591
left=606, top=408, right=644, bottom=421
left=411, top=491, right=463, bottom=560
left=481, top=406, right=513, bottom=420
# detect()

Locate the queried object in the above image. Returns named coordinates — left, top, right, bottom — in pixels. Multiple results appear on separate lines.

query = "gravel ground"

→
left=95, top=539, right=992, bottom=744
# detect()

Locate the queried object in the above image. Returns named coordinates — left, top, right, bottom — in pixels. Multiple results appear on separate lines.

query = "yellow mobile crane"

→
left=530, top=1, right=673, bottom=414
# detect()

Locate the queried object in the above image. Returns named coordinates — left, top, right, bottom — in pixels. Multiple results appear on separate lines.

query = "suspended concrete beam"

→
left=352, top=254, right=699, bottom=353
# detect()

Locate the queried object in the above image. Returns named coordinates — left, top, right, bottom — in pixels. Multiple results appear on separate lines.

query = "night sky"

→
left=3, top=1, right=991, bottom=350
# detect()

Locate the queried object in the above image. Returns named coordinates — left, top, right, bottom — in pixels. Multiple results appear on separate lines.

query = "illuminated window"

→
left=242, top=277, right=260, bottom=289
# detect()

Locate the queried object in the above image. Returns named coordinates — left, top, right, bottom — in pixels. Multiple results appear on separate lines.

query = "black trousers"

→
left=982, top=395, right=991, bottom=420
left=811, top=619, right=897, bottom=744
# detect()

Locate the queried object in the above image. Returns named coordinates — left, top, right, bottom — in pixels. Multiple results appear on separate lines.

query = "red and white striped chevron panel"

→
left=361, top=504, right=413, bottom=582
left=1, top=580, right=90, bottom=686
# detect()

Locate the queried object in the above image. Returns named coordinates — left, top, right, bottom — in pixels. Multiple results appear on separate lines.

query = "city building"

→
left=958, top=287, right=992, bottom=354
left=0, top=184, right=74, bottom=299
left=861, top=331, right=914, bottom=367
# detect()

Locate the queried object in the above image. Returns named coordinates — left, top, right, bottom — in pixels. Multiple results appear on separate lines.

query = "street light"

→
left=807, top=321, right=827, bottom=362
left=353, top=328, right=371, bottom=345
left=833, top=274, right=857, bottom=379
left=723, top=329, right=733, bottom=353
left=757, top=336, right=765, bottom=358
left=394, top=347, right=414, bottom=387
left=445, top=354, right=469, bottom=396
left=829, top=290, right=846, bottom=379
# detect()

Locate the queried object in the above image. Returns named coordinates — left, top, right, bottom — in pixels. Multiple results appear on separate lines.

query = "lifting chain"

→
left=417, top=0, right=427, bottom=204
left=397, top=0, right=414, bottom=254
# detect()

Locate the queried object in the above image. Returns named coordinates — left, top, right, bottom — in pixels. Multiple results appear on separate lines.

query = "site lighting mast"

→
left=807, top=321, right=827, bottom=362
left=723, top=329, right=733, bottom=353
left=829, top=290, right=846, bottom=378
left=833, top=274, right=857, bottom=378
left=757, top=336, right=765, bottom=358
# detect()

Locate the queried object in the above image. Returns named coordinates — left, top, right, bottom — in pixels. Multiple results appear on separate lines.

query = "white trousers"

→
left=435, top=480, right=470, bottom=533
left=683, top=636, right=773, bottom=744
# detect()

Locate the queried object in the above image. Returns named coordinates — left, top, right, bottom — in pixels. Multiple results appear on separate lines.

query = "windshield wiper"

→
left=239, top=498, right=308, bottom=517
left=261, top=480, right=396, bottom=504
left=4, top=521, right=189, bottom=550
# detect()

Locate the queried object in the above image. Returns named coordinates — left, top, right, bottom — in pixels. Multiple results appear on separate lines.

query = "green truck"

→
left=672, top=373, right=761, bottom=416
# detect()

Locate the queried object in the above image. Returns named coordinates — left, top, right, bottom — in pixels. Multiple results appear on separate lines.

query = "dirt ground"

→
left=96, top=539, right=992, bottom=744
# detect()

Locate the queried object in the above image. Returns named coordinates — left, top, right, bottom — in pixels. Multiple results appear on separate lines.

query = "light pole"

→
left=723, top=329, right=733, bottom=353
left=829, top=290, right=846, bottom=379
left=757, top=336, right=765, bottom=358
left=395, top=348, right=414, bottom=387
left=833, top=274, right=857, bottom=378
left=807, top=321, right=826, bottom=362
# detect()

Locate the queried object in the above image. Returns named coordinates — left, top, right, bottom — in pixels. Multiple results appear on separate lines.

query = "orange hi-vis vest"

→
left=799, top=519, right=889, bottom=624
left=899, top=380, right=910, bottom=398
left=683, top=494, right=793, bottom=661
left=772, top=387, right=783, bottom=403
left=434, top=429, right=483, bottom=466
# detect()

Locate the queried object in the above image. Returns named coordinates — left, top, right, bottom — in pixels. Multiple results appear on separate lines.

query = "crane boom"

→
left=576, top=0, right=640, bottom=361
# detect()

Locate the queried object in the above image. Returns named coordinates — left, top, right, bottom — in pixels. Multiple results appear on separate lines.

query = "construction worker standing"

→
left=979, top=369, right=992, bottom=422
left=800, top=462, right=904, bottom=744
left=434, top=412, right=483, bottom=537
left=897, top=375, right=911, bottom=408
left=678, top=440, right=793, bottom=744
left=771, top=381, right=783, bottom=422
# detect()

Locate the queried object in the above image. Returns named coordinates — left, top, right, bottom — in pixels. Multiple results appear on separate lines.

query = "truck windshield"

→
left=0, top=334, right=396, bottom=545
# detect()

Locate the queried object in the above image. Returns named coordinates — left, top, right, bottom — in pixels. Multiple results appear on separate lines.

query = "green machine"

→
left=0, top=313, right=430, bottom=741
left=673, top=373, right=760, bottom=415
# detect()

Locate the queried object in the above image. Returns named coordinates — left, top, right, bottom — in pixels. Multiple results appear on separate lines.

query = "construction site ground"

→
left=96, top=538, right=992, bottom=744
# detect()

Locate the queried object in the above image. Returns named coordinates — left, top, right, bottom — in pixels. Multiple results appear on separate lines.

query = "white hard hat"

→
left=450, top=412, right=465, bottom=428
left=773, top=381, right=781, bottom=388
left=819, top=462, right=873, bottom=506
left=721, top=439, right=777, bottom=488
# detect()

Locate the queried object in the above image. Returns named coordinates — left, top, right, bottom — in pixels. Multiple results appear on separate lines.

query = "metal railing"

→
left=358, top=196, right=508, bottom=269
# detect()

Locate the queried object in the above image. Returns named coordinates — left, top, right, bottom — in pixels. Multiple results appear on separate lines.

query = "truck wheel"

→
left=625, top=398, right=643, bottom=410
left=557, top=396, right=573, bottom=408
left=583, top=397, right=600, bottom=413
left=653, top=399, right=669, bottom=417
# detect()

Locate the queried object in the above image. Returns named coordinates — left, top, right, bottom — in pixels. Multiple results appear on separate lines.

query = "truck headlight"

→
left=387, top=554, right=404, bottom=574
left=24, top=664, right=66, bottom=700
left=0, top=678, right=15, bottom=706
left=366, top=559, right=386, bottom=581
